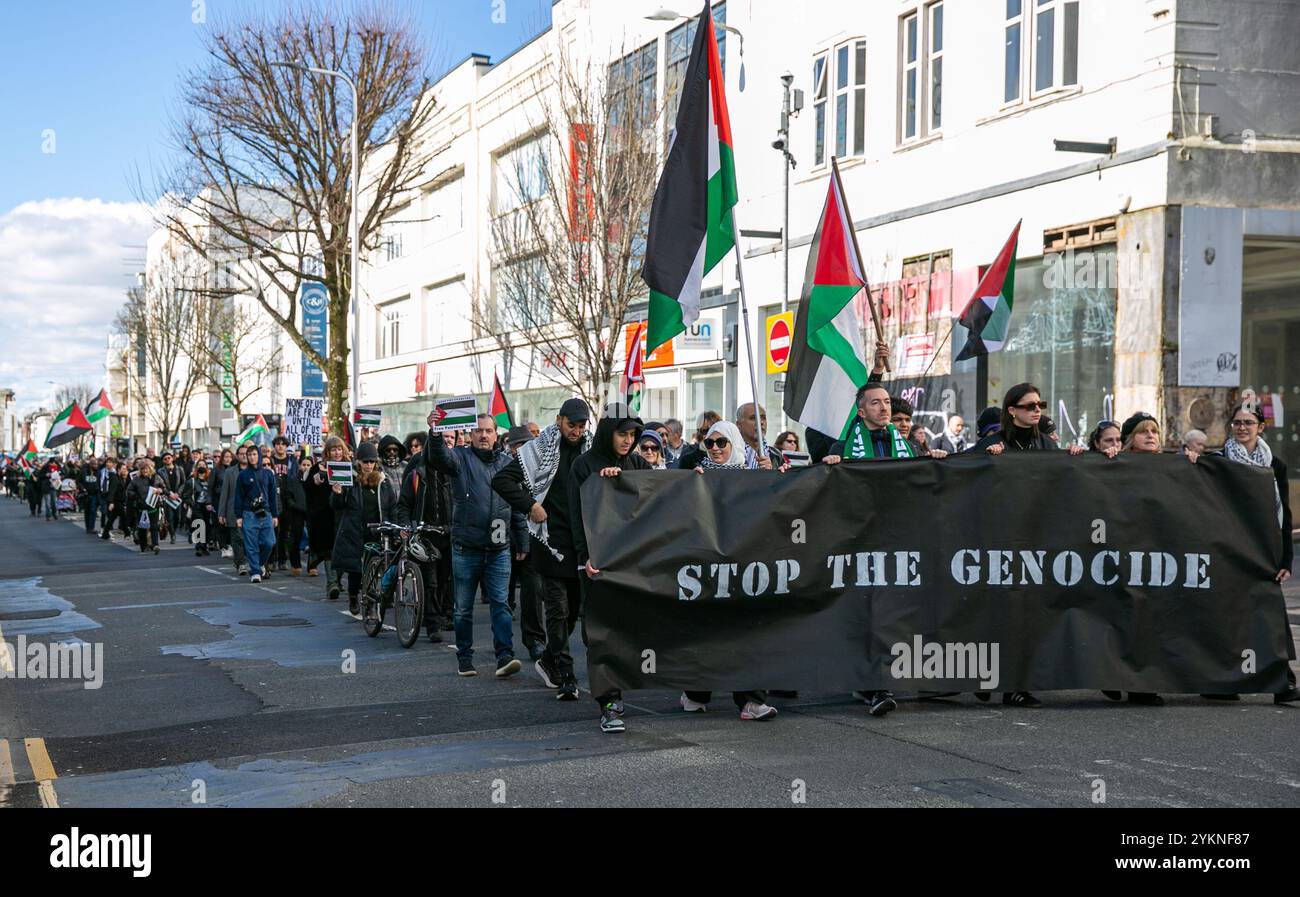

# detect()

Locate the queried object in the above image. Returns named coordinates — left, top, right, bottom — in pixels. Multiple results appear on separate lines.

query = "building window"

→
left=423, top=278, right=467, bottom=348
left=382, top=228, right=404, bottom=263
left=853, top=40, right=867, bottom=155
left=902, top=12, right=919, bottom=140
left=812, top=53, right=828, bottom=166
left=609, top=40, right=657, bottom=132
left=493, top=255, right=550, bottom=334
left=494, top=134, right=549, bottom=215
left=423, top=175, right=463, bottom=244
left=1241, top=240, right=1300, bottom=482
left=376, top=297, right=410, bottom=360
left=929, top=2, right=943, bottom=131
left=665, top=1, right=726, bottom=128
left=1004, top=0, right=1022, bottom=103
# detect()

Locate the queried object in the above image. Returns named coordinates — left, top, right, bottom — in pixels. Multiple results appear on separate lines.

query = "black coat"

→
left=1273, top=456, right=1294, bottom=571
left=304, top=462, right=338, bottom=556
left=568, top=421, right=650, bottom=566
left=329, top=477, right=397, bottom=573
left=104, top=473, right=127, bottom=510
left=972, top=425, right=1058, bottom=452
left=492, top=438, right=585, bottom=578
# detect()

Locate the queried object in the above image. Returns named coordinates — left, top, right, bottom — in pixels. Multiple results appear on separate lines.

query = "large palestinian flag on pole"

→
left=18, top=439, right=38, bottom=473
left=642, top=1, right=737, bottom=353
left=621, top=320, right=645, bottom=413
left=490, top=373, right=514, bottom=431
left=783, top=158, right=871, bottom=441
left=85, top=389, right=113, bottom=423
left=955, top=221, right=1022, bottom=361
left=44, top=401, right=92, bottom=449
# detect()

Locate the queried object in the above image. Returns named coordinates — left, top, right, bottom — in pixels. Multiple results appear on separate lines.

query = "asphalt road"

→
left=1, top=495, right=1297, bottom=808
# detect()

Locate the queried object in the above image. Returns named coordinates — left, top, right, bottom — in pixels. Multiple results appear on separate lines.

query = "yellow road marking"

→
left=0, top=739, right=13, bottom=785
left=24, top=737, right=56, bottom=782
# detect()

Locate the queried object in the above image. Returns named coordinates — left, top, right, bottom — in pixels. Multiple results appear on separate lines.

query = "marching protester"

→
left=569, top=403, right=654, bottom=732
left=100, top=461, right=129, bottom=540
left=210, top=448, right=234, bottom=557
left=491, top=397, right=595, bottom=691
left=662, top=419, right=685, bottom=466
left=78, top=456, right=102, bottom=534
left=233, top=445, right=279, bottom=584
left=218, top=444, right=251, bottom=575
left=395, top=429, right=454, bottom=643
left=306, top=437, right=346, bottom=592
left=774, top=431, right=800, bottom=457
left=1211, top=404, right=1300, bottom=704
left=675, top=410, right=721, bottom=470
left=491, top=399, right=592, bottom=695
left=268, top=436, right=306, bottom=574
left=499, top=427, right=544, bottom=655
left=330, top=440, right=396, bottom=614
left=1182, top=428, right=1208, bottom=457
left=635, top=429, right=667, bottom=469
left=735, top=403, right=784, bottom=468
left=37, top=458, right=60, bottom=520
left=127, top=459, right=165, bottom=554
left=181, top=461, right=215, bottom=556
left=1088, top=420, right=1122, bottom=454
left=673, top=417, right=785, bottom=724
left=379, top=435, right=407, bottom=495
left=935, top=415, right=968, bottom=454
left=423, top=410, right=528, bottom=679
left=157, top=451, right=184, bottom=543
left=973, top=406, right=1002, bottom=444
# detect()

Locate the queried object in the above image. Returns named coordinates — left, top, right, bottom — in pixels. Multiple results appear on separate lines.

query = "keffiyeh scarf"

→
left=842, top=419, right=915, bottom=460
left=518, top=423, right=593, bottom=556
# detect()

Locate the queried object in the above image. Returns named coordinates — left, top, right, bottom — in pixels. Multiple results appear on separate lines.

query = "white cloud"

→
left=0, top=198, right=155, bottom=414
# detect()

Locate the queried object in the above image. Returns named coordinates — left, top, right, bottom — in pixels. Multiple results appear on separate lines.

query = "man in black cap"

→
left=492, top=397, right=593, bottom=697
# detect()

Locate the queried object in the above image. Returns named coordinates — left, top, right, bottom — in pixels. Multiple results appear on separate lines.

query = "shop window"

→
left=1241, top=240, right=1300, bottom=478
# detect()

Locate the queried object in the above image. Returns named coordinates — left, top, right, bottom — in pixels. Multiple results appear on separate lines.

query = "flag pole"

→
left=729, top=216, right=770, bottom=459
left=833, top=157, right=891, bottom=373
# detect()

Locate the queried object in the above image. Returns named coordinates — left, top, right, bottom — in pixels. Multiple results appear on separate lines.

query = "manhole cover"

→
left=238, top=617, right=310, bottom=628
left=0, top=610, right=61, bottom=621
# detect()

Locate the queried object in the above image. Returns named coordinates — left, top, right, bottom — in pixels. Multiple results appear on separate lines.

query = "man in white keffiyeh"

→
left=491, top=398, right=594, bottom=698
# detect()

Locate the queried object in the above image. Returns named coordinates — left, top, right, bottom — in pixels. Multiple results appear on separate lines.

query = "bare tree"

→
left=475, top=41, right=662, bottom=410
left=114, top=263, right=215, bottom=448
left=192, top=301, right=290, bottom=420
left=143, top=2, right=439, bottom=435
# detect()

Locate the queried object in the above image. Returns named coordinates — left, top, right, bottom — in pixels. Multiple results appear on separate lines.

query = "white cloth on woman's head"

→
left=1224, top=436, right=1282, bottom=526
left=699, top=421, right=753, bottom=469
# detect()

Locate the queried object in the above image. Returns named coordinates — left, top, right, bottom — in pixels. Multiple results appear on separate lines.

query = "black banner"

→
left=583, top=453, right=1292, bottom=696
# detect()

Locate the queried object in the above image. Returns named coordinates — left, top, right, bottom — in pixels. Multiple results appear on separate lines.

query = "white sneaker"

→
left=679, top=692, right=707, bottom=713
left=221, top=548, right=233, bottom=558
left=739, top=701, right=778, bottom=721
left=250, top=574, right=262, bottom=583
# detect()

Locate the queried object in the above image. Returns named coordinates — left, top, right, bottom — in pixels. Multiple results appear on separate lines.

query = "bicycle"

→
left=360, top=522, right=444, bottom=648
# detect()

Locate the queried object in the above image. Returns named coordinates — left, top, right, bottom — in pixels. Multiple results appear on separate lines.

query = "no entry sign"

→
left=766, top=311, right=794, bottom=374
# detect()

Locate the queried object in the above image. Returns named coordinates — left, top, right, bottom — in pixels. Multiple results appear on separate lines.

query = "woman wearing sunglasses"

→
left=975, top=383, right=1081, bottom=708
left=683, top=419, right=785, bottom=721
left=636, top=431, right=668, bottom=470
left=1208, top=404, right=1300, bottom=704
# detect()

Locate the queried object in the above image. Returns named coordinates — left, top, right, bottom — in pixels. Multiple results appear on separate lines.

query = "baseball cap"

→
left=559, top=398, right=590, bottom=422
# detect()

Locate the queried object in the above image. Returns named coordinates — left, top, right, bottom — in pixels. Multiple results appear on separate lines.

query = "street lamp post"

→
left=271, top=61, right=361, bottom=426
left=771, top=72, right=802, bottom=432
left=645, top=7, right=746, bottom=91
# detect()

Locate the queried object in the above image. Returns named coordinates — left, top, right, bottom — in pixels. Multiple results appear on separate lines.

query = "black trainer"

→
left=496, top=656, right=522, bottom=678
left=1002, top=691, right=1042, bottom=707
left=1274, top=686, right=1300, bottom=704
left=457, top=656, right=476, bottom=677
left=557, top=678, right=579, bottom=701
left=534, top=656, right=559, bottom=689
left=868, top=691, right=897, bottom=717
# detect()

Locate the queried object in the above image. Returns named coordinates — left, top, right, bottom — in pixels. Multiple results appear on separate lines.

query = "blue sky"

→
left=0, top=0, right=553, bottom=414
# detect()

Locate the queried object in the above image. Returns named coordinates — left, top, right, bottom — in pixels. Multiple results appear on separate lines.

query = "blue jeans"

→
left=452, top=544, right=514, bottom=662
left=241, top=511, right=277, bottom=577
left=43, top=491, right=57, bottom=519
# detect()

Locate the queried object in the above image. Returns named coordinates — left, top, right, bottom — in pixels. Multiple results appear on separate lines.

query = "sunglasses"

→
left=1230, top=419, right=1259, bottom=427
left=703, top=437, right=730, bottom=450
left=639, top=443, right=660, bottom=453
left=1012, top=401, right=1048, bottom=411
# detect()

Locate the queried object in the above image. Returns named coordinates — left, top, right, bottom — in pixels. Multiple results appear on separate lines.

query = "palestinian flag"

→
left=236, top=414, right=270, bottom=444
left=85, top=389, right=113, bottom=423
left=44, top=401, right=92, bottom=449
left=354, top=407, right=383, bottom=428
left=956, top=221, right=1022, bottom=361
left=490, top=373, right=514, bottom=430
left=18, top=439, right=37, bottom=473
left=642, top=2, right=736, bottom=352
left=622, top=320, right=646, bottom=413
left=783, top=158, right=871, bottom=441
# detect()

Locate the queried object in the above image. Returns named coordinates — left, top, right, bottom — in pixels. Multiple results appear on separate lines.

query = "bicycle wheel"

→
left=361, top=555, right=385, bottom=638
left=394, top=558, right=424, bottom=649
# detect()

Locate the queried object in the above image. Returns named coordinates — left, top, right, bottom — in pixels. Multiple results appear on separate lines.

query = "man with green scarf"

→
left=823, top=381, right=914, bottom=717
left=823, top=383, right=914, bottom=462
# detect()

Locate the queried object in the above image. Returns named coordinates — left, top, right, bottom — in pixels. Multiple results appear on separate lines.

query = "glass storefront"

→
left=1240, top=239, right=1300, bottom=477
left=685, top=365, right=725, bottom=432
left=985, top=247, right=1117, bottom=444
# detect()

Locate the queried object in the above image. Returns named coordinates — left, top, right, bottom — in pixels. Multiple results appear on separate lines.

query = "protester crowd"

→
left=3, top=343, right=1297, bottom=733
